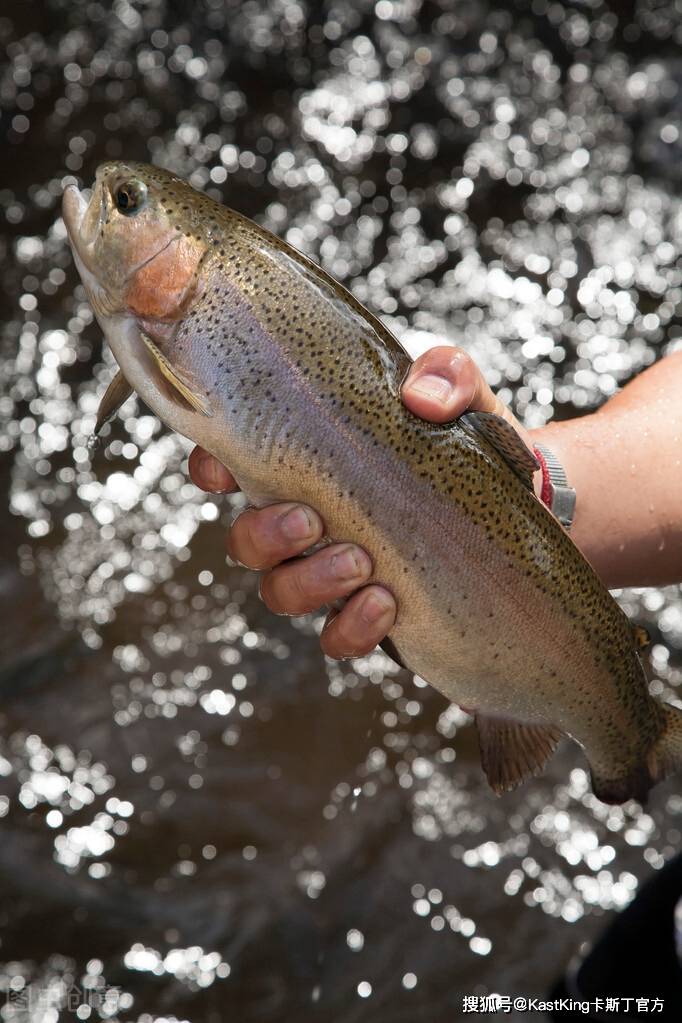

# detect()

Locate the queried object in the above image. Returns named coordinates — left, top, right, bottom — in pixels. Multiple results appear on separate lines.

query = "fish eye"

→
left=114, top=179, right=147, bottom=216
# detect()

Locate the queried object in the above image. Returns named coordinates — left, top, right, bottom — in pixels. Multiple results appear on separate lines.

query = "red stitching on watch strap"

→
left=533, top=446, right=553, bottom=508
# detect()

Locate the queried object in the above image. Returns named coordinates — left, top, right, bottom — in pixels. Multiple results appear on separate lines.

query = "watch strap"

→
left=533, top=443, right=576, bottom=531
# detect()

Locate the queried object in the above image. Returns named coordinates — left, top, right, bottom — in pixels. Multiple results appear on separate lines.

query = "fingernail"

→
left=330, top=547, right=366, bottom=580
left=280, top=505, right=314, bottom=542
left=360, top=590, right=394, bottom=624
left=409, top=373, right=454, bottom=405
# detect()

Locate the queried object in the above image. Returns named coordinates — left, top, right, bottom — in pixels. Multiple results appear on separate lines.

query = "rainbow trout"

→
left=62, top=162, right=682, bottom=804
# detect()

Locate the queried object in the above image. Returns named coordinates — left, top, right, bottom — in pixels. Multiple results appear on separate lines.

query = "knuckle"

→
left=257, top=572, right=278, bottom=611
left=320, top=627, right=346, bottom=659
left=286, top=565, right=315, bottom=612
left=341, top=621, right=377, bottom=656
left=228, top=509, right=277, bottom=570
left=265, top=563, right=314, bottom=616
left=261, top=573, right=286, bottom=613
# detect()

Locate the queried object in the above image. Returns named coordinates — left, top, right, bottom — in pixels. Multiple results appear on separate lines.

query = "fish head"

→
left=63, top=162, right=221, bottom=431
left=62, top=161, right=208, bottom=323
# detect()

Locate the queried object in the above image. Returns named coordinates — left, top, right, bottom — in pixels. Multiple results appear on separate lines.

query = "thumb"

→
left=402, top=346, right=499, bottom=423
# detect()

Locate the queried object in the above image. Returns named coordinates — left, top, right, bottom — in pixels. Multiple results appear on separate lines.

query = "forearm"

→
left=530, top=351, right=682, bottom=589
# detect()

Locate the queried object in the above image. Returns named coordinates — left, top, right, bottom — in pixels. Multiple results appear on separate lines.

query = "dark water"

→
left=2, top=0, right=682, bottom=1019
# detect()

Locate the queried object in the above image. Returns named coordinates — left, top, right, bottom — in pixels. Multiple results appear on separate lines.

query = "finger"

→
left=188, top=446, right=238, bottom=494
left=227, top=503, right=323, bottom=571
left=320, top=585, right=396, bottom=659
left=260, top=543, right=373, bottom=616
left=402, top=346, right=500, bottom=423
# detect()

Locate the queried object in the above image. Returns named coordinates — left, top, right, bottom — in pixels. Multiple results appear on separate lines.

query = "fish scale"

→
left=62, top=161, right=682, bottom=804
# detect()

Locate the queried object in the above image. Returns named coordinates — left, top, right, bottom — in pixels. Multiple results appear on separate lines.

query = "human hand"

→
left=188, top=346, right=534, bottom=659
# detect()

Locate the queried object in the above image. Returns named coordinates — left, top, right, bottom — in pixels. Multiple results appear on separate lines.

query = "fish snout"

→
left=62, top=180, right=106, bottom=263
left=63, top=180, right=126, bottom=316
left=62, top=183, right=88, bottom=237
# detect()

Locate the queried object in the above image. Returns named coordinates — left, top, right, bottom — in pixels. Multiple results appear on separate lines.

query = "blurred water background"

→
left=2, top=0, right=682, bottom=1020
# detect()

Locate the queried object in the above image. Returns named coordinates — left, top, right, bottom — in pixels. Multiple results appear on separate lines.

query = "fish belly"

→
left=231, top=421, right=581, bottom=726
left=235, top=427, right=657, bottom=783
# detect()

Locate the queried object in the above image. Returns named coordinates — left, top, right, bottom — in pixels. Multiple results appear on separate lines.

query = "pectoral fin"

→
left=461, top=412, right=539, bottom=490
left=140, top=332, right=213, bottom=417
left=476, top=712, right=562, bottom=794
left=95, top=370, right=133, bottom=435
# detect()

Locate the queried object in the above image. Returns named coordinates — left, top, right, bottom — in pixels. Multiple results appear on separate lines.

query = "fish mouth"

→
left=62, top=182, right=88, bottom=239
left=62, top=180, right=105, bottom=269
left=62, top=178, right=115, bottom=313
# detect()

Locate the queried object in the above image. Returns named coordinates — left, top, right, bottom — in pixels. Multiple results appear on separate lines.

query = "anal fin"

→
left=476, top=713, right=562, bottom=794
left=379, top=635, right=408, bottom=671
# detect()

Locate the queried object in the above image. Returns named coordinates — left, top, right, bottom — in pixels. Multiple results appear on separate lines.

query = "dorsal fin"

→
left=95, top=370, right=133, bottom=435
left=460, top=411, right=539, bottom=490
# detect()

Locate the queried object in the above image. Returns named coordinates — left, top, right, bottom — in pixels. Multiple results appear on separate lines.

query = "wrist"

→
left=529, top=414, right=600, bottom=568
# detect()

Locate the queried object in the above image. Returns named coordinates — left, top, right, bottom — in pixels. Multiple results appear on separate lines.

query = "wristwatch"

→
left=533, top=443, right=576, bottom=531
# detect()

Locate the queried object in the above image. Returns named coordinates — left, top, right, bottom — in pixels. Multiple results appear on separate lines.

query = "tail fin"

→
left=591, top=703, right=682, bottom=805
left=647, top=703, right=682, bottom=786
